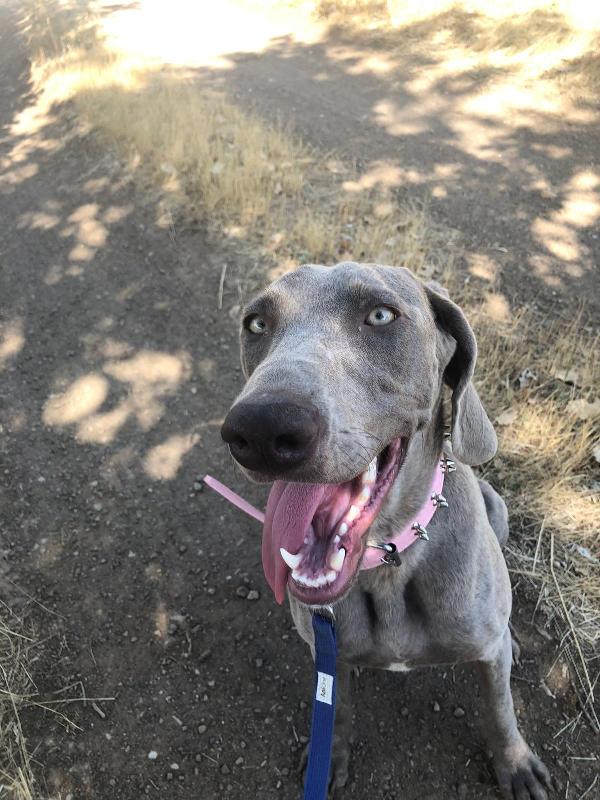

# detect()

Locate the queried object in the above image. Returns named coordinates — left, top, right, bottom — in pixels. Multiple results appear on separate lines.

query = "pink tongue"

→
left=262, top=481, right=340, bottom=604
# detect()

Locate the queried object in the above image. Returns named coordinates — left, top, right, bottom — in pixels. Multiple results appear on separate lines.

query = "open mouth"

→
left=262, top=438, right=406, bottom=605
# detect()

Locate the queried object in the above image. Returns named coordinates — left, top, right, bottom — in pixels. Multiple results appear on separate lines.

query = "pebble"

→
left=454, top=706, right=465, bottom=718
left=400, top=706, right=409, bottom=717
left=246, top=590, right=260, bottom=601
left=147, top=751, right=158, bottom=761
left=220, top=764, right=230, bottom=775
left=198, top=725, right=207, bottom=734
left=236, top=586, right=249, bottom=598
left=433, top=701, right=440, bottom=712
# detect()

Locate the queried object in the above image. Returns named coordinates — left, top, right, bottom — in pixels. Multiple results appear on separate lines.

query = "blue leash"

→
left=303, top=613, right=338, bottom=800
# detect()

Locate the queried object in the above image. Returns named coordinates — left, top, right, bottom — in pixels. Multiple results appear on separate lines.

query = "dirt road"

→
left=205, top=22, right=600, bottom=322
left=0, top=3, right=597, bottom=799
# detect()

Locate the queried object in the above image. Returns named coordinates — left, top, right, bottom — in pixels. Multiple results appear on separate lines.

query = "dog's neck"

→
left=368, top=398, right=446, bottom=546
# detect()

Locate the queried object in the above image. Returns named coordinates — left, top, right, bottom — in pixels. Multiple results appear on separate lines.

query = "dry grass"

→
left=315, top=0, right=600, bottom=104
left=0, top=604, right=37, bottom=800
left=19, top=0, right=600, bottom=739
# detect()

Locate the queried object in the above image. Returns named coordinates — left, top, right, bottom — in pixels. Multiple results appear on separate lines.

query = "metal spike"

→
left=412, top=523, right=429, bottom=541
left=431, top=492, right=449, bottom=508
left=440, top=457, right=456, bottom=473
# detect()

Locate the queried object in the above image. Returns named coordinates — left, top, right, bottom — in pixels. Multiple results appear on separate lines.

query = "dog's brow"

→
left=243, top=293, right=278, bottom=319
left=344, top=283, right=407, bottom=313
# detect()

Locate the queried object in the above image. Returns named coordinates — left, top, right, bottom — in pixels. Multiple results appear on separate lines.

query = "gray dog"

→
left=220, top=262, right=552, bottom=799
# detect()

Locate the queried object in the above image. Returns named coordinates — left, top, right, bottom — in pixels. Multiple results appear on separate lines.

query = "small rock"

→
left=400, top=706, right=409, bottom=717
left=433, top=701, right=440, bottom=713
left=148, top=751, right=158, bottom=761
left=246, top=590, right=260, bottom=601
left=198, top=725, right=207, bottom=734
left=454, top=706, right=465, bottom=718
left=220, top=764, right=230, bottom=775
left=170, top=763, right=179, bottom=771
left=236, top=586, right=249, bottom=599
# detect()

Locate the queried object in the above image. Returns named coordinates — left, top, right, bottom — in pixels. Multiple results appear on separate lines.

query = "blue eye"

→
left=247, top=315, right=267, bottom=334
left=365, top=306, right=397, bottom=326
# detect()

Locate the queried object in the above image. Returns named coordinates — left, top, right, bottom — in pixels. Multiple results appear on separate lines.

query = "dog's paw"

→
left=299, top=739, right=350, bottom=798
left=495, top=747, right=552, bottom=800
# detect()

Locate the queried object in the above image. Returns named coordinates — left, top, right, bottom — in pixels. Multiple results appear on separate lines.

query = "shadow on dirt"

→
left=1, top=3, right=598, bottom=799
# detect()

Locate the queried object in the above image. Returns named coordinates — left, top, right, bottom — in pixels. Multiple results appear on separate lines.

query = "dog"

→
left=220, top=262, right=552, bottom=799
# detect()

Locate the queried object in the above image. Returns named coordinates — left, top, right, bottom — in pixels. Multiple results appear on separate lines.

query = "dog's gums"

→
left=263, top=438, right=406, bottom=605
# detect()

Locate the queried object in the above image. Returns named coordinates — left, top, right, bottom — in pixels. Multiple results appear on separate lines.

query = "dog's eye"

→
left=246, top=315, right=267, bottom=334
left=365, top=306, right=397, bottom=326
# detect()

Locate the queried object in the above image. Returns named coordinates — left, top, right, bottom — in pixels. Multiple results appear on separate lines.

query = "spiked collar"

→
left=204, top=453, right=453, bottom=575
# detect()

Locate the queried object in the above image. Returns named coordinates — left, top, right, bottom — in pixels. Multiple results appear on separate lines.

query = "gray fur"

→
left=227, top=262, right=552, bottom=799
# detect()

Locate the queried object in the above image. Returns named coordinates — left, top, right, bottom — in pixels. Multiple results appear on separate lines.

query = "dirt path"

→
left=203, top=24, right=599, bottom=323
left=0, top=4, right=597, bottom=800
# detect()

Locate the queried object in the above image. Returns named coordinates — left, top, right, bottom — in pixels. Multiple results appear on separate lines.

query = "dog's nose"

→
left=221, top=396, right=321, bottom=473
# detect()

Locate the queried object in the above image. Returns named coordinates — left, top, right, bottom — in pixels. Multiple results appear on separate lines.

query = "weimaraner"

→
left=220, top=262, right=552, bottom=799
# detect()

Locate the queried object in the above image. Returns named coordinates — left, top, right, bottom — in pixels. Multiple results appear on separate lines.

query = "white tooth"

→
left=329, top=547, right=346, bottom=572
left=334, top=534, right=341, bottom=544
left=293, top=571, right=310, bottom=587
left=314, top=574, right=327, bottom=588
left=357, top=487, right=371, bottom=505
left=326, top=570, right=337, bottom=583
left=347, top=505, right=360, bottom=522
left=280, top=548, right=302, bottom=569
left=363, top=457, right=377, bottom=485
left=339, top=523, right=348, bottom=535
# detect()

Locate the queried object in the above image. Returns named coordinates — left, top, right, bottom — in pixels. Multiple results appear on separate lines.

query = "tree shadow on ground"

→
left=194, top=10, right=600, bottom=322
left=1, top=3, right=598, bottom=799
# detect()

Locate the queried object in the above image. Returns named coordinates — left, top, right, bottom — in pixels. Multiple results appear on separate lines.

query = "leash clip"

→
left=373, top=541, right=402, bottom=566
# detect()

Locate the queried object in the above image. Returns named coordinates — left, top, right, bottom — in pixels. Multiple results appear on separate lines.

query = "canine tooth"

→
left=326, top=570, right=337, bottom=583
left=329, top=547, right=346, bottom=572
left=338, top=523, right=348, bottom=535
left=357, top=487, right=371, bottom=505
left=347, top=505, right=360, bottom=522
left=280, top=548, right=302, bottom=569
left=362, top=457, right=377, bottom=485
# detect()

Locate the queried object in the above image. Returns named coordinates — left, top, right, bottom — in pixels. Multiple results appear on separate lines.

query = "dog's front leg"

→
left=300, top=660, right=353, bottom=798
left=476, top=628, right=552, bottom=799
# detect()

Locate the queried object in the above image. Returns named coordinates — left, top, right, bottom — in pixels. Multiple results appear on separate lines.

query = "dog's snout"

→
left=221, top=396, right=321, bottom=473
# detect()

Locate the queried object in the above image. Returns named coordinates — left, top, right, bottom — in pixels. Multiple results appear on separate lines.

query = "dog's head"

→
left=221, top=262, right=496, bottom=604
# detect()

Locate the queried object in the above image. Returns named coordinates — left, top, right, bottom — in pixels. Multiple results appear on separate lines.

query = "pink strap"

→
left=203, top=475, right=265, bottom=524
left=359, top=459, right=445, bottom=569
left=204, top=455, right=446, bottom=566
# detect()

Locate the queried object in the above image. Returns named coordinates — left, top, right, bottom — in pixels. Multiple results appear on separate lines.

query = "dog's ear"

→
left=425, top=282, right=497, bottom=465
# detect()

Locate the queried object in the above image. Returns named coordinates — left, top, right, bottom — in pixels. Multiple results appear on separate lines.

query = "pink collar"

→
left=204, top=455, right=448, bottom=571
